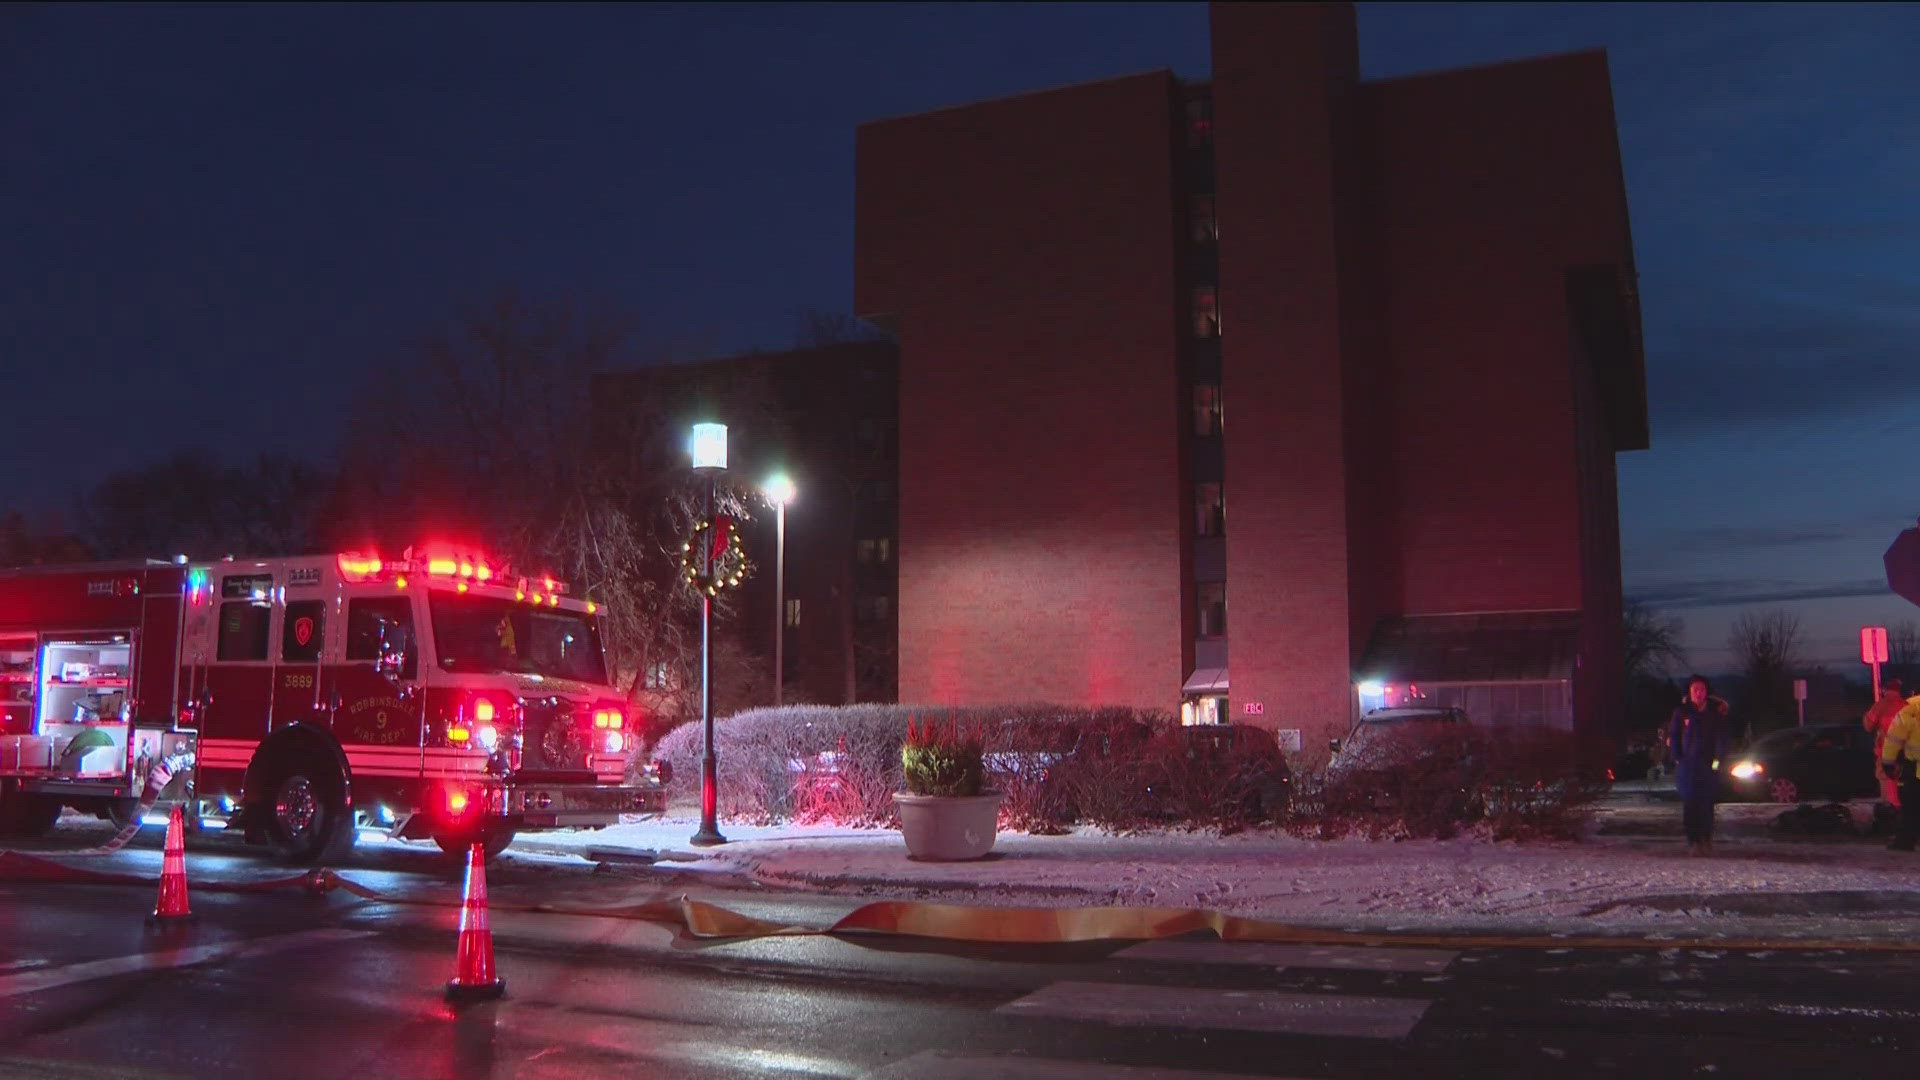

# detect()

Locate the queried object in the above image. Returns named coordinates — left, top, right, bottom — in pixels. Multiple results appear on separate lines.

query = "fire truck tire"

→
left=104, top=797, right=143, bottom=832
left=0, top=791, right=63, bottom=839
left=433, top=828, right=516, bottom=861
left=261, top=764, right=357, bottom=864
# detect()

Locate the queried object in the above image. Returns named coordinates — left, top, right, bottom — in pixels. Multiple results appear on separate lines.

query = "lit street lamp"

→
left=688, top=422, right=728, bottom=847
left=765, top=473, right=796, bottom=707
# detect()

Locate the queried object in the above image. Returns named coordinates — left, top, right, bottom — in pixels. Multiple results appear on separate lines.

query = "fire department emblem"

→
left=293, top=617, right=314, bottom=646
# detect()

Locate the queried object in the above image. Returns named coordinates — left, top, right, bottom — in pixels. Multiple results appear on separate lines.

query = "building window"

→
left=1193, top=383, right=1222, bottom=437
left=643, top=660, right=674, bottom=690
left=1192, top=286, right=1220, bottom=339
left=1191, top=194, right=1218, bottom=243
left=1195, top=482, right=1224, bottom=538
left=1186, top=98, right=1213, bottom=148
left=785, top=598, right=802, bottom=628
left=1197, top=582, right=1227, bottom=639
left=858, top=537, right=893, bottom=564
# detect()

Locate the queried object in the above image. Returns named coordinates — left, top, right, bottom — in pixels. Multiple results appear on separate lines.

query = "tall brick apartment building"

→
left=854, top=1, right=1646, bottom=755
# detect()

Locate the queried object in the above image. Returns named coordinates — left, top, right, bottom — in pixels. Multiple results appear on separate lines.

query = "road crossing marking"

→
left=0, top=929, right=374, bottom=999
left=866, top=1051, right=1300, bottom=1079
left=1117, top=941, right=1456, bottom=973
left=996, top=981, right=1430, bottom=1040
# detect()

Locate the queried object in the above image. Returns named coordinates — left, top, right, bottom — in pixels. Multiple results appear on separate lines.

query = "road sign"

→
left=1887, top=523, right=1920, bottom=607
left=1861, top=625, right=1889, bottom=664
left=1792, top=678, right=1807, bottom=701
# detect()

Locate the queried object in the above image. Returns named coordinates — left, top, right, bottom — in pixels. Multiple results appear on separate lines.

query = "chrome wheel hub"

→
left=275, top=775, right=318, bottom=838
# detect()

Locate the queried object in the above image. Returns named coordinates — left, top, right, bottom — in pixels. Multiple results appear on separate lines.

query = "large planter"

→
left=893, top=791, right=1004, bottom=861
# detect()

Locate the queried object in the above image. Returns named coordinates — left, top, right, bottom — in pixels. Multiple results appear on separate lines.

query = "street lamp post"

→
left=689, top=422, right=728, bottom=847
left=765, top=474, right=796, bottom=708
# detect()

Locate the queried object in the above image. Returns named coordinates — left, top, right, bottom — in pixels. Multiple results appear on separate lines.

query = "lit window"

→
left=857, top=540, right=875, bottom=564
left=785, top=598, right=802, bottom=628
left=1195, top=483, right=1224, bottom=538
left=1193, top=384, right=1222, bottom=437
left=1197, top=582, right=1227, bottom=639
left=1193, top=286, right=1220, bottom=339
left=644, top=661, right=673, bottom=690
left=876, top=538, right=892, bottom=563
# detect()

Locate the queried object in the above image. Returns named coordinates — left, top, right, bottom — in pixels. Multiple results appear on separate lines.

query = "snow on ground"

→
left=517, top=796, right=1920, bottom=942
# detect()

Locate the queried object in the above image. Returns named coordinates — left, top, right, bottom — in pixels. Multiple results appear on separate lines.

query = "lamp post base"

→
left=688, top=825, right=728, bottom=847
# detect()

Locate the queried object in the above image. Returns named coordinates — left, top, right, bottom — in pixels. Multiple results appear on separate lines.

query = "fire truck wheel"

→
left=433, top=828, right=516, bottom=861
left=0, top=792, right=63, bottom=839
left=262, top=766, right=357, bottom=864
left=104, top=798, right=143, bottom=832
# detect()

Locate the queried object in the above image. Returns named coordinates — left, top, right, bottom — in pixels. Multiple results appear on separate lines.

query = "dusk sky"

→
left=4, top=2, right=1916, bottom=673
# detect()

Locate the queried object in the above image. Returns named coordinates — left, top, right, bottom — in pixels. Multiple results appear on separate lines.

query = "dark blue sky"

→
left=5, top=3, right=1916, bottom=671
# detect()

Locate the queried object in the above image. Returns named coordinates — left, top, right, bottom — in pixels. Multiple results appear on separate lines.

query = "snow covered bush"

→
left=1288, top=723, right=1607, bottom=841
left=652, top=703, right=1172, bottom=829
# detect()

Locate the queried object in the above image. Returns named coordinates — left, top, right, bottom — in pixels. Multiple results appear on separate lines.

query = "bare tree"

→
left=322, top=292, right=776, bottom=738
left=1727, top=610, right=1803, bottom=733
left=0, top=511, right=91, bottom=566
left=1623, top=601, right=1687, bottom=684
left=80, top=450, right=331, bottom=560
left=1889, top=620, right=1919, bottom=688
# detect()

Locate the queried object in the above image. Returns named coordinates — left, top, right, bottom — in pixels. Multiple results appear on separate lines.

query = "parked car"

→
left=1717, top=723, right=1879, bottom=804
left=1321, top=705, right=1474, bottom=812
left=1327, top=706, right=1471, bottom=775
left=1152, top=723, right=1293, bottom=819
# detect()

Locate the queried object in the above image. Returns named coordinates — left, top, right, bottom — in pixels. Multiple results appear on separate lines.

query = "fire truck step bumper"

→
left=503, top=784, right=664, bottom=829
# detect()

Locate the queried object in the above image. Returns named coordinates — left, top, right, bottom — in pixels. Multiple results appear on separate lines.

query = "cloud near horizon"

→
left=1629, top=578, right=1894, bottom=611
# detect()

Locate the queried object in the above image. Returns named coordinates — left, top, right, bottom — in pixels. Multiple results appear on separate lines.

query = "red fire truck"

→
left=0, top=547, right=667, bottom=861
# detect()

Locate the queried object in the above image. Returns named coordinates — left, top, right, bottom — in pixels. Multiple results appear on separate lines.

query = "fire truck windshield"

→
left=428, top=592, right=608, bottom=684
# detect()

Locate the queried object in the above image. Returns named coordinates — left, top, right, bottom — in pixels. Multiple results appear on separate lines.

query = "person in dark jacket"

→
left=1669, top=674, right=1729, bottom=856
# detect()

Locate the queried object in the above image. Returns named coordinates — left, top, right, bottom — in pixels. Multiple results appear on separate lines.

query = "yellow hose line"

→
left=6, top=852, right=1918, bottom=953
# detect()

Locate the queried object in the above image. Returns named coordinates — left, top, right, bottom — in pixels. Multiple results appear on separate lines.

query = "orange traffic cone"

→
left=147, top=804, right=194, bottom=924
left=445, top=842, right=505, bottom=1001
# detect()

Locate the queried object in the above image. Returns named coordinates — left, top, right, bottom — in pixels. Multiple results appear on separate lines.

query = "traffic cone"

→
left=445, top=842, right=505, bottom=1001
left=147, top=804, right=195, bottom=924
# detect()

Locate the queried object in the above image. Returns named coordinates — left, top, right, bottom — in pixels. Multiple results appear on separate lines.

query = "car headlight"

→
left=1729, top=760, right=1762, bottom=780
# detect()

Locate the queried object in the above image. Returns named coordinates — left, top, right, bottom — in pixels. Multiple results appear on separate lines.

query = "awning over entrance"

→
left=1182, top=667, right=1229, bottom=695
left=1357, top=611, right=1580, bottom=683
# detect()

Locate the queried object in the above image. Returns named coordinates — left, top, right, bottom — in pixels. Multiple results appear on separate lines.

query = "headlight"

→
left=604, top=731, right=625, bottom=754
left=477, top=724, right=499, bottom=750
left=1729, top=760, right=1762, bottom=780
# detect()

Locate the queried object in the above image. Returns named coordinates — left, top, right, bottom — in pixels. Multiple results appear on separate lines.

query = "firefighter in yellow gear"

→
left=1880, top=698, right=1920, bottom=851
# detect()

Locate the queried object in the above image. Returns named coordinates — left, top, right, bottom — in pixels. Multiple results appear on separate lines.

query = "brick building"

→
left=854, top=1, right=1645, bottom=755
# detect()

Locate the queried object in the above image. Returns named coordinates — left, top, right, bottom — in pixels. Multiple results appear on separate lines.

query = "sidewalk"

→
left=513, top=789, right=1920, bottom=943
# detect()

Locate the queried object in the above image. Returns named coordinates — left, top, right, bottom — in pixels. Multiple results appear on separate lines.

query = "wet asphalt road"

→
left=1, top=821, right=1918, bottom=1079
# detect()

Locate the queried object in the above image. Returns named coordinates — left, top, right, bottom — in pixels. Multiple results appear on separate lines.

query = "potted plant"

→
left=894, top=717, right=1003, bottom=860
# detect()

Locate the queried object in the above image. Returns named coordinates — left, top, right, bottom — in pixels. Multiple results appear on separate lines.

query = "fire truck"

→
left=0, top=547, right=667, bottom=861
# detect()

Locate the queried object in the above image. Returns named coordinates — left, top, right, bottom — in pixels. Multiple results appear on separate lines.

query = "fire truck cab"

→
left=0, top=548, right=667, bottom=861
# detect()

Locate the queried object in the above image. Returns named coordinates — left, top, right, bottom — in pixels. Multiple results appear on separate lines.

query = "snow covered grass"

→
left=526, top=799, right=1920, bottom=942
